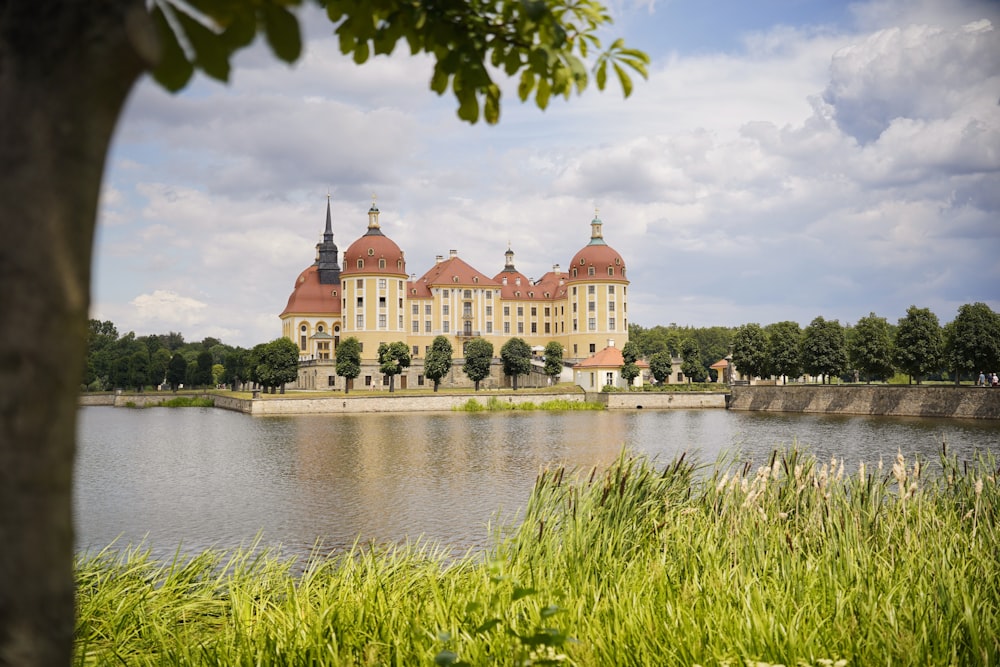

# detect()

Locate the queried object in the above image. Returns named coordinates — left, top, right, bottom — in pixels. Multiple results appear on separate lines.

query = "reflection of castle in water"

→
left=280, top=198, right=630, bottom=390
left=286, top=412, right=634, bottom=549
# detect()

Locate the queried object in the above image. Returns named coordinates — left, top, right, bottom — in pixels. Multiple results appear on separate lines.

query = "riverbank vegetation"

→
left=455, top=397, right=604, bottom=411
left=75, top=446, right=999, bottom=665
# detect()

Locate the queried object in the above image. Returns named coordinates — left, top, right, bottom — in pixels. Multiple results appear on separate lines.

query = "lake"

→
left=75, top=406, right=1000, bottom=562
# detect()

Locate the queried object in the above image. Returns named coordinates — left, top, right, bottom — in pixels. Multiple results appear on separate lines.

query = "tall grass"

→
left=75, top=446, right=1000, bottom=665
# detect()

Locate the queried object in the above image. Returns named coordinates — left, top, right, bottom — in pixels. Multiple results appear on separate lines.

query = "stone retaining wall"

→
left=598, top=392, right=728, bottom=410
left=730, top=385, right=1000, bottom=419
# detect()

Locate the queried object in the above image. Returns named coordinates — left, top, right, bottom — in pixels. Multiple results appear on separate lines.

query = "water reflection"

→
left=75, top=407, right=999, bottom=562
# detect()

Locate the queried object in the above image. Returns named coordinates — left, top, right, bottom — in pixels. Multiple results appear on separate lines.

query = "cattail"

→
left=716, top=472, right=729, bottom=494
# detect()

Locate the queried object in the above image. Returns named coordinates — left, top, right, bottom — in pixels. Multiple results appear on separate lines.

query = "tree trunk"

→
left=0, top=3, right=151, bottom=664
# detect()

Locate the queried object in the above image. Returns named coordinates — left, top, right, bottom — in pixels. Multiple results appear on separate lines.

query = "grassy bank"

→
left=454, top=396, right=604, bottom=411
left=75, top=447, right=999, bottom=666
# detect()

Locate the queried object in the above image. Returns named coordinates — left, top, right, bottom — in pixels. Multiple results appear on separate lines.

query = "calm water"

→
left=75, top=406, right=1000, bottom=561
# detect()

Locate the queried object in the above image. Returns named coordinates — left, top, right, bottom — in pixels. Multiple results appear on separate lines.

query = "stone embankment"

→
left=730, top=385, right=1000, bottom=420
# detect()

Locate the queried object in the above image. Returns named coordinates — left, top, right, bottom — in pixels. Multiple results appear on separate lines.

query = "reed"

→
left=75, top=446, right=1000, bottom=666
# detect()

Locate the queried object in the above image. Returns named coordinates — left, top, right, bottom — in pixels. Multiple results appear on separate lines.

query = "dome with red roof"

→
left=567, top=214, right=626, bottom=283
left=280, top=265, right=342, bottom=316
left=340, top=204, right=407, bottom=276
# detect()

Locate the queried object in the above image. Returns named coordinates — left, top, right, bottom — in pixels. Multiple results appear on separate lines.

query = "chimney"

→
left=608, top=339, right=615, bottom=348
left=435, top=255, right=444, bottom=264
left=449, top=249, right=458, bottom=259
left=515, top=277, right=521, bottom=286
left=502, top=276, right=507, bottom=285
left=552, top=264, right=560, bottom=273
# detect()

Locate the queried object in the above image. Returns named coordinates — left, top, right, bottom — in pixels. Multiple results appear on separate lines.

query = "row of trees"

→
left=83, top=320, right=300, bottom=393
left=332, top=336, right=566, bottom=393
left=729, top=303, right=1000, bottom=384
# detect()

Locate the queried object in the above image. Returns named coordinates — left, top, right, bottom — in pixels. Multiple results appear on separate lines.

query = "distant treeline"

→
left=82, top=321, right=297, bottom=393
left=629, top=302, right=1000, bottom=384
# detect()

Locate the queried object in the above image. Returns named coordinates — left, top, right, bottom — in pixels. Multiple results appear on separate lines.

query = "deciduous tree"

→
left=378, top=341, right=411, bottom=392
left=648, top=351, right=673, bottom=384
left=463, top=338, right=495, bottom=391
left=424, top=336, right=453, bottom=392
left=801, top=316, right=848, bottom=384
left=501, top=337, right=533, bottom=390
left=335, top=337, right=362, bottom=394
left=731, top=323, right=769, bottom=382
left=943, top=302, right=1000, bottom=385
left=894, top=306, right=943, bottom=384
left=620, top=340, right=641, bottom=387
left=543, top=341, right=565, bottom=385
left=848, top=313, right=895, bottom=383
left=680, top=338, right=702, bottom=383
left=764, top=321, right=802, bottom=384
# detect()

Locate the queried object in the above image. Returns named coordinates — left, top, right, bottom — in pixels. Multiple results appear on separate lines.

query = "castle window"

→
left=378, top=278, right=386, bottom=289
left=357, top=259, right=364, bottom=269
left=356, top=315, right=364, bottom=328
left=453, top=276, right=459, bottom=283
left=443, top=305, right=450, bottom=316
left=379, top=296, right=386, bottom=308
left=573, top=319, right=577, bottom=331
left=517, top=322, right=524, bottom=333
left=609, top=301, right=615, bottom=311
left=398, top=280, right=403, bottom=289
left=572, top=268, right=577, bottom=278
left=609, top=318, right=616, bottom=330
left=412, top=304, right=419, bottom=315
left=379, top=259, right=386, bottom=269
left=530, top=323, right=537, bottom=333
left=503, top=322, right=510, bottom=334
left=443, top=321, right=450, bottom=333
left=572, top=286, right=577, bottom=296
left=517, top=307, right=523, bottom=316
left=588, top=301, right=596, bottom=312
left=503, top=306, right=510, bottom=316
left=485, top=290, right=492, bottom=299
left=413, top=346, right=419, bottom=356
left=579, top=258, right=585, bottom=265
left=473, top=277, right=479, bottom=283
left=412, top=320, right=419, bottom=332
left=588, top=317, right=596, bottom=331
left=609, top=285, right=615, bottom=294
left=608, top=267, right=614, bottom=276
left=317, top=325, right=324, bottom=333
left=300, top=335, right=306, bottom=351
left=300, top=325, right=307, bottom=332
left=588, top=285, right=595, bottom=294
left=425, top=304, right=432, bottom=315
left=486, top=305, right=492, bottom=316
left=379, top=314, right=387, bottom=328
left=464, top=290, right=472, bottom=298
left=357, top=297, right=363, bottom=307
left=425, top=321, right=432, bottom=332
left=443, top=289, right=449, bottom=298
left=486, top=322, right=493, bottom=334
left=357, top=279, right=363, bottom=288
left=588, top=267, right=595, bottom=276
left=615, top=258, right=621, bottom=265
left=368, top=248, right=374, bottom=256
left=544, top=323, right=550, bottom=334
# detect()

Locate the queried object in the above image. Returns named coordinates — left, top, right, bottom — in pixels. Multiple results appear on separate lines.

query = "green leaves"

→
left=149, top=0, right=302, bottom=93
left=147, top=0, right=649, bottom=124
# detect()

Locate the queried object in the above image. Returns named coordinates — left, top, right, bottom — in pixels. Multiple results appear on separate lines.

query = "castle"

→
left=280, top=198, right=630, bottom=390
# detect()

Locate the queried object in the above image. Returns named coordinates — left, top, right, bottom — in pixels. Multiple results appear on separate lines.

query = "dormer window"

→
left=608, top=267, right=614, bottom=276
left=379, top=259, right=386, bottom=269
left=357, top=259, right=364, bottom=269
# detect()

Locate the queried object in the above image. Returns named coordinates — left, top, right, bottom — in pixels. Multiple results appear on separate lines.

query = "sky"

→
left=94, top=0, right=1000, bottom=348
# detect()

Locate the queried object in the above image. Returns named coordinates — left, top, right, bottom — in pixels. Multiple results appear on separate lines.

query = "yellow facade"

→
left=280, top=202, right=630, bottom=379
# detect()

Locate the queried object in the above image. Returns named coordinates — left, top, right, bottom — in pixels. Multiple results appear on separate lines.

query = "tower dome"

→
left=340, top=201, right=406, bottom=276
left=567, top=212, right=626, bottom=282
